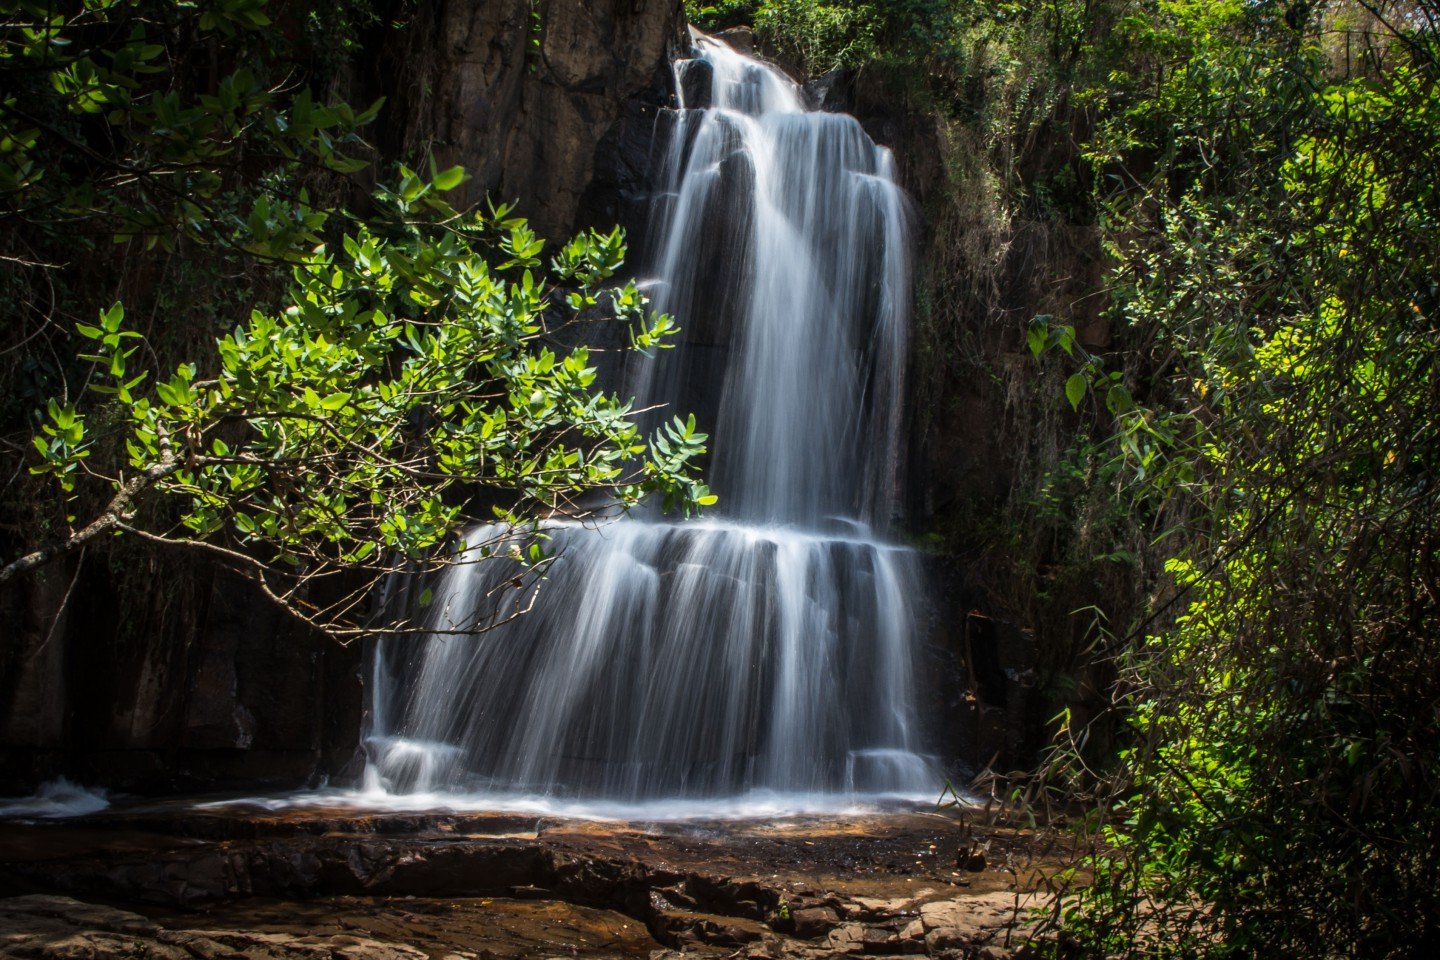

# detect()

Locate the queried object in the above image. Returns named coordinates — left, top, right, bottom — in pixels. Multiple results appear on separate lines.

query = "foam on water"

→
left=0, top=778, right=110, bottom=819
left=197, top=783, right=944, bottom=824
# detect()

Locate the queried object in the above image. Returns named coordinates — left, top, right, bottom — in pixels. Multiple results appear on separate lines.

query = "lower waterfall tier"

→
left=367, top=519, right=934, bottom=803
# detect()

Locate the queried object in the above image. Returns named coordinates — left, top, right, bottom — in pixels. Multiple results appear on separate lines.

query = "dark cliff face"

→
left=0, top=552, right=363, bottom=793
left=382, top=0, right=689, bottom=241
left=0, top=0, right=689, bottom=796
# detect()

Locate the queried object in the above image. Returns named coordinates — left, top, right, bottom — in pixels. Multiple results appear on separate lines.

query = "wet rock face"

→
left=389, top=0, right=689, bottom=241
left=0, top=810, right=1054, bottom=959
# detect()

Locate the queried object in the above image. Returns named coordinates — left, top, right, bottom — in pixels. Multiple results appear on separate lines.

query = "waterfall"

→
left=364, top=36, right=934, bottom=814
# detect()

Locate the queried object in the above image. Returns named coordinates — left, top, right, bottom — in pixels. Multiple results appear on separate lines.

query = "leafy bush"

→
left=1038, top=2, right=1440, bottom=955
left=753, top=0, right=881, bottom=72
left=685, top=1, right=760, bottom=31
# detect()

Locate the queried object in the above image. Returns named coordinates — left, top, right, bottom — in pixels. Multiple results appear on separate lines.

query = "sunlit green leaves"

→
left=1050, top=5, right=1440, bottom=956
left=29, top=399, right=89, bottom=496
left=33, top=191, right=712, bottom=578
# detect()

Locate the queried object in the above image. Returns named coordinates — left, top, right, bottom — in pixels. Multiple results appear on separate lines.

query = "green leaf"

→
left=432, top=165, right=467, bottom=192
left=1027, top=317, right=1049, bottom=358
left=1065, top=372, right=1087, bottom=411
left=1106, top=383, right=1133, bottom=415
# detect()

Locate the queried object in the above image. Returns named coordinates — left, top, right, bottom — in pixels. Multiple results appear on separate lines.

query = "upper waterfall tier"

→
left=638, top=38, right=911, bottom=528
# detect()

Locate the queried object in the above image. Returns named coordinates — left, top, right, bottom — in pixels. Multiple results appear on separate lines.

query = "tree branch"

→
left=0, top=451, right=179, bottom=584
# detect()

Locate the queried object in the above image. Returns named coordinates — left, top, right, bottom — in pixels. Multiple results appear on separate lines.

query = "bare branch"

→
left=0, top=452, right=181, bottom=584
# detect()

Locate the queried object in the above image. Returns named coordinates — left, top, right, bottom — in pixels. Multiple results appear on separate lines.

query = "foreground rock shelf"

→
left=0, top=804, right=1066, bottom=958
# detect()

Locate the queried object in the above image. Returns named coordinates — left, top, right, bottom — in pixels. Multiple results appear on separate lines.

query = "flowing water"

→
left=362, top=36, right=935, bottom=815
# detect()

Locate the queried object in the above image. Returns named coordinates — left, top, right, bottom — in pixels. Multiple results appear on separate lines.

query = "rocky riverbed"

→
left=0, top=803, right=1074, bottom=959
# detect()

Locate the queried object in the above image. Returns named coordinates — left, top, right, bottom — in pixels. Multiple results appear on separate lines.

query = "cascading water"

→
left=363, top=35, right=935, bottom=815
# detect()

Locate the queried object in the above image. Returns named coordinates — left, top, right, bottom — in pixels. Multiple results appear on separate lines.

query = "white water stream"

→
left=358, top=36, right=936, bottom=817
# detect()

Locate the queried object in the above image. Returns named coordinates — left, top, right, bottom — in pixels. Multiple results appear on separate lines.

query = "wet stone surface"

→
left=0, top=805, right=1064, bottom=958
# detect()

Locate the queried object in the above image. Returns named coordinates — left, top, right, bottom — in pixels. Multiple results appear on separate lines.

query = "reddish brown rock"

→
left=0, top=896, right=430, bottom=960
left=790, top=905, right=840, bottom=939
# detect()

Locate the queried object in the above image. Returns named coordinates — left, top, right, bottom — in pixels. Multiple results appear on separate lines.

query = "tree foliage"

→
left=1030, top=2, right=1440, bottom=956
left=11, top=184, right=712, bottom=637
left=0, top=0, right=381, bottom=256
left=1, top=1, right=712, bottom=639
